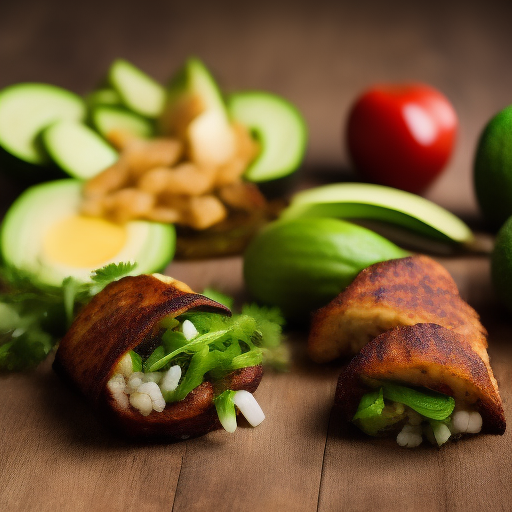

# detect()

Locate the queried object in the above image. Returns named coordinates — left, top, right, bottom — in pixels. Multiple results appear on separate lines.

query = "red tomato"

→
left=346, top=83, right=458, bottom=194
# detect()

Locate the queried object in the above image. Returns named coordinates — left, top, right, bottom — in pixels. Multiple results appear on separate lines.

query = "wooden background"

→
left=1, top=1, right=511, bottom=511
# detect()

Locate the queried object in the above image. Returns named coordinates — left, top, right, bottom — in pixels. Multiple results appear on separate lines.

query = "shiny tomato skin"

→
left=346, top=84, right=458, bottom=194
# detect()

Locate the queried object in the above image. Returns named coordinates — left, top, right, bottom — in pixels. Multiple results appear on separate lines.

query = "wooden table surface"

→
left=1, top=1, right=511, bottom=511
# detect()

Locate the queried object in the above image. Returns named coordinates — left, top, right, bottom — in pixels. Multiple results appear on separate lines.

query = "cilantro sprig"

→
left=0, top=262, right=136, bottom=372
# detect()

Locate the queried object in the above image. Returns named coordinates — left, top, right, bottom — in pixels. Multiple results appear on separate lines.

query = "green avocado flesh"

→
left=108, top=59, right=166, bottom=118
left=90, top=106, right=154, bottom=139
left=353, top=384, right=455, bottom=437
left=167, top=57, right=227, bottom=117
left=42, top=121, right=118, bottom=180
left=228, top=91, right=307, bottom=182
left=0, top=180, right=175, bottom=288
left=281, top=183, right=474, bottom=245
left=86, top=88, right=123, bottom=108
left=0, top=83, right=86, bottom=165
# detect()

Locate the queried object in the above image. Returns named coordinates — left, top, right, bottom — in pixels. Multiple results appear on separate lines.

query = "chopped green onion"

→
left=170, top=345, right=215, bottom=401
left=214, top=390, right=237, bottom=433
left=148, top=329, right=229, bottom=372
left=429, top=419, right=452, bottom=446
left=144, top=345, right=165, bottom=372
left=129, top=350, right=142, bottom=372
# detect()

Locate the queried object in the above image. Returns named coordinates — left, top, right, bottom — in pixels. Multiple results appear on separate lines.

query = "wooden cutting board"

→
left=0, top=255, right=510, bottom=512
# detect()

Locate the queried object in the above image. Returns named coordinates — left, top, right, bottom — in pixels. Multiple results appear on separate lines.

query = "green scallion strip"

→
left=129, top=350, right=142, bottom=372
left=148, top=329, right=230, bottom=372
left=214, top=390, right=237, bottom=433
left=171, top=345, right=215, bottom=401
left=144, top=345, right=165, bottom=372
left=381, top=383, right=455, bottom=420
left=146, top=329, right=229, bottom=372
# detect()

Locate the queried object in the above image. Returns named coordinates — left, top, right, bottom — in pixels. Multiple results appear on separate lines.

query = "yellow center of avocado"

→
left=43, top=215, right=127, bottom=268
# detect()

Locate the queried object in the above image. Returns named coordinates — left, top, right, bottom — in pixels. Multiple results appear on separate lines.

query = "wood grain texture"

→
left=1, top=1, right=512, bottom=510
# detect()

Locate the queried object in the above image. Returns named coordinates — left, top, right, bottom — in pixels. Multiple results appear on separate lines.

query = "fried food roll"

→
left=308, top=255, right=487, bottom=363
left=335, top=323, right=505, bottom=448
left=53, top=274, right=265, bottom=440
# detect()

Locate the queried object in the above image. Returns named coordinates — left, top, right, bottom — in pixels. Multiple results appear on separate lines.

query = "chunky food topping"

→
left=82, top=121, right=265, bottom=231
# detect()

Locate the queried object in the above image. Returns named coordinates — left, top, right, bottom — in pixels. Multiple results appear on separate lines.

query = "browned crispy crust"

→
left=335, top=323, right=505, bottom=435
left=308, top=255, right=487, bottom=363
left=53, top=273, right=263, bottom=439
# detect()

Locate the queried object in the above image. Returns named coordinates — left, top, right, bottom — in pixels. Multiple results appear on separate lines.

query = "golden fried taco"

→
left=53, top=274, right=267, bottom=440
left=308, top=255, right=487, bottom=363
left=335, top=323, right=505, bottom=448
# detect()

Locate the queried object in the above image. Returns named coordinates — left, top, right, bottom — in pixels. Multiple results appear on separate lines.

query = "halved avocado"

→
left=228, top=91, right=307, bottom=183
left=0, top=180, right=175, bottom=288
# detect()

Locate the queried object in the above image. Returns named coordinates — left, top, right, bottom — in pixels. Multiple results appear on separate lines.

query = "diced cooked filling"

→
left=106, top=306, right=283, bottom=432
left=352, top=383, right=483, bottom=448
left=81, top=121, right=266, bottom=230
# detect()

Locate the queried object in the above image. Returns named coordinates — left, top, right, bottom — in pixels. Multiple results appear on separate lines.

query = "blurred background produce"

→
left=2, top=0, right=512, bottom=221
left=346, top=83, right=458, bottom=194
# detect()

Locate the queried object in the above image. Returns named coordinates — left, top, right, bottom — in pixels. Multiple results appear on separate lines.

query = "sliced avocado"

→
left=0, top=83, right=86, bottom=165
left=165, top=57, right=227, bottom=119
left=90, top=106, right=154, bottom=140
left=159, top=58, right=235, bottom=166
left=228, top=91, right=307, bottom=183
left=108, top=59, right=165, bottom=118
left=41, top=121, right=118, bottom=180
left=281, top=183, right=474, bottom=245
left=0, top=180, right=175, bottom=288
left=86, top=88, right=123, bottom=108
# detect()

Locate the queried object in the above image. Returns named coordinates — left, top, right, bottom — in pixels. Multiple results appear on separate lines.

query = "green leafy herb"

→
left=352, top=383, right=456, bottom=437
left=352, top=388, right=406, bottom=436
left=381, top=382, right=455, bottom=420
left=91, top=262, right=137, bottom=287
left=0, top=261, right=137, bottom=372
left=148, top=329, right=230, bottom=372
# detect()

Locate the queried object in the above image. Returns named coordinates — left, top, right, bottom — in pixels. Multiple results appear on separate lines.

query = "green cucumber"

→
left=90, top=106, right=154, bottom=139
left=0, top=83, right=85, bottom=165
left=228, top=91, right=307, bottom=183
left=41, top=121, right=118, bottom=179
left=281, top=183, right=474, bottom=245
left=108, top=59, right=165, bottom=118
left=243, top=218, right=408, bottom=320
